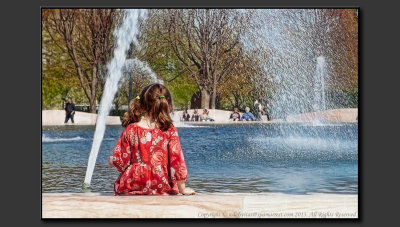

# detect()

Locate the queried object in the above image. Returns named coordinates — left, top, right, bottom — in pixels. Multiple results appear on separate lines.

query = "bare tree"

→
left=42, top=9, right=119, bottom=113
left=160, top=9, right=252, bottom=109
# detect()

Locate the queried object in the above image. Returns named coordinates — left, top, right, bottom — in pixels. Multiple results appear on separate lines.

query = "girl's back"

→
left=109, top=83, right=195, bottom=195
left=111, top=122, right=187, bottom=195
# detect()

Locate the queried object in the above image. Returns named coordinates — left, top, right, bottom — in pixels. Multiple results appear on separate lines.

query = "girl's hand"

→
left=181, top=187, right=195, bottom=195
left=108, top=156, right=114, bottom=168
left=177, top=182, right=195, bottom=195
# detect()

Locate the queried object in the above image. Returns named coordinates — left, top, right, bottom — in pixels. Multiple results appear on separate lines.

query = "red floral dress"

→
left=112, top=123, right=188, bottom=195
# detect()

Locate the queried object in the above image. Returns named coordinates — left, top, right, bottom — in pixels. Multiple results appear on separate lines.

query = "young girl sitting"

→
left=108, top=83, right=195, bottom=195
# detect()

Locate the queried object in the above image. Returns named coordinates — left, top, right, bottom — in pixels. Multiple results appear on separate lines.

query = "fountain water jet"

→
left=83, top=9, right=148, bottom=189
left=243, top=9, right=350, bottom=119
left=240, top=9, right=357, bottom=144
left=312, top=56, right=327, bottom=124
left=123, top=58, right=162, bottom=84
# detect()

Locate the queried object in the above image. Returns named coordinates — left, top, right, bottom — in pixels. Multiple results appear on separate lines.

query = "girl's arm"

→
left=110, top=128, right=132, bottom=172
left=168, top=126, right=195, bottom=195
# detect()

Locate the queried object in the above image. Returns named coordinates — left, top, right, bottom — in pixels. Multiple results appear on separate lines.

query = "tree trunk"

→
left=210, top=73, right=217, bottom=109
left=200, top=88, right=210, bottom=109
left=233, top=93, right=239, bottom=108
left=89, top=65, right=98, bottom=113
left=89, top=97, right=97, bottom=113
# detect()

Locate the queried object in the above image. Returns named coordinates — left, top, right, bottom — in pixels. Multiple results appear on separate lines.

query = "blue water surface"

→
left=42, top=123, right=358, bottom=194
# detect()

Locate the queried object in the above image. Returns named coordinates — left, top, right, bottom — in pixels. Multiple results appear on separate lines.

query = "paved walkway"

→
left=42, top=193, right=358, bottom=218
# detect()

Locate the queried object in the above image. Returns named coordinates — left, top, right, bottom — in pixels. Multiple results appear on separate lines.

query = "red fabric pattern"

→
left=112, top=123, right=188, bottom=195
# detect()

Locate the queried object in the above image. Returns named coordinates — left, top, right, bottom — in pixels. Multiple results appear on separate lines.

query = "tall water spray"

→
left=123, top=58, right=161, bottom=84
left=241, top=9, right=358, bottom=148
left=83, top=9, right=147, bottom=188
left=313, top=56, right=327, bottom=122
left=245, top=9, right=342, bottom=119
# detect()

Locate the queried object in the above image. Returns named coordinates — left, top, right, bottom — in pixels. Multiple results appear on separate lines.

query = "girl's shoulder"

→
left=120, top=123, right=139, bottom=140
left=167, top=124, right=177, bottom=132
left=165, top=124, right=178, bottom=137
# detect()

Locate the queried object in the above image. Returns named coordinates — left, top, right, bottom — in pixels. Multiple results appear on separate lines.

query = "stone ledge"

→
left=42, top=193, right=358, bottom=218
left=42, top=110, right=121, bottom=126
left=286, top=108, right=358, bottom=123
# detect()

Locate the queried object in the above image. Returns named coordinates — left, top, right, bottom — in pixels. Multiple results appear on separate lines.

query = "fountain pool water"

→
left=43, top=123, right=357, bottom=194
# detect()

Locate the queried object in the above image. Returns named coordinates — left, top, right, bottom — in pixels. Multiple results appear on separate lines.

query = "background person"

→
left=229, top=107, right=241, bottom=121
left=64, top=97, right=76, bottom=123
left=180, top=108, right=190, bottom=121
left=200, top=109, right=209, bottom=121
left=254, top=100, right=265, bottom=121
left=200, top=109, right=214, bottom=121
left=191, top=109, right=200, bottom=121
left=264, top=102, right=271, bottom=121
left=241, top=107, right=255, bottom=121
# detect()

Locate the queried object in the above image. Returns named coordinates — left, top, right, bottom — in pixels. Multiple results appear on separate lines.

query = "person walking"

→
left=64, top=97, right=76, bottom=123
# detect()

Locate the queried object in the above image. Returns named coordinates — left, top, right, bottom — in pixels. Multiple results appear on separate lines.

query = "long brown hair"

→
left=122, top=83, right=173, bottom=131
